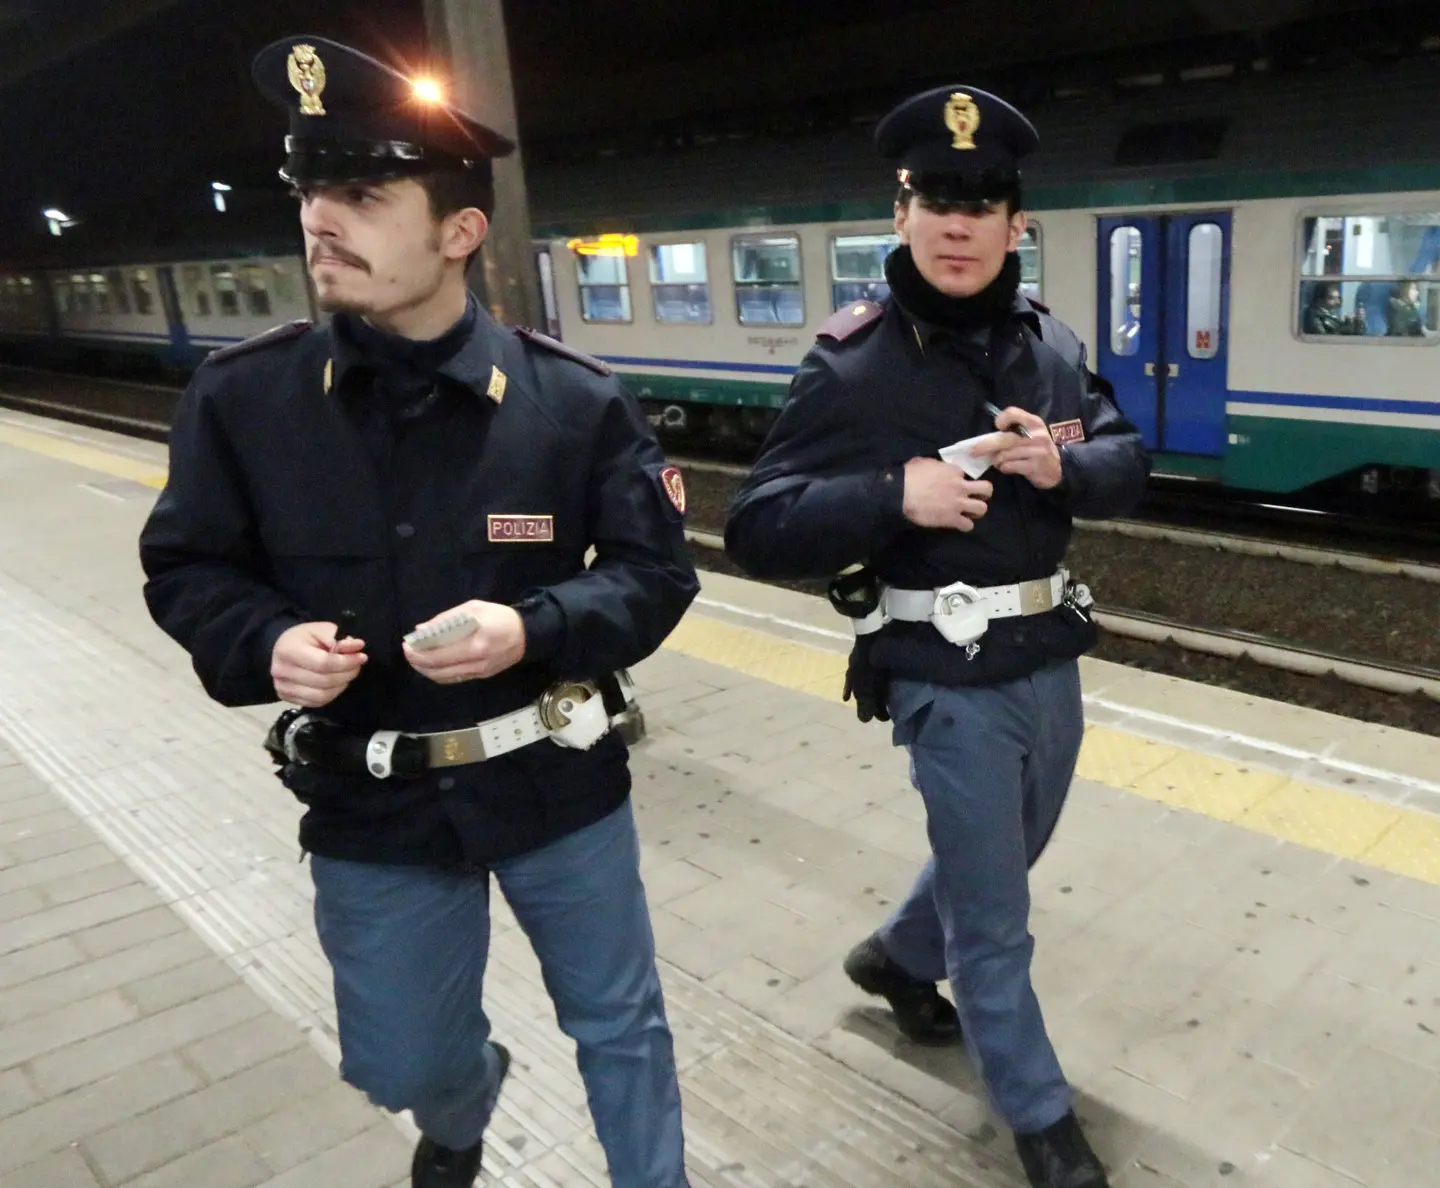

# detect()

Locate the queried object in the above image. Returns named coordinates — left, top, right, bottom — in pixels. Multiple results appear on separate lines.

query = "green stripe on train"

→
left=537, top=163, right=1440, bottom=239
left=615, top=371, right=789, bottom=410
left=1224, top=415, right=1440, bottom=492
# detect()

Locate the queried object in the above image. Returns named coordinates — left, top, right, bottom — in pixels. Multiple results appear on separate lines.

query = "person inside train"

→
left=1302, top=282, right=1364, bottom=335
left=1386, top=278, right=1427, bottom=337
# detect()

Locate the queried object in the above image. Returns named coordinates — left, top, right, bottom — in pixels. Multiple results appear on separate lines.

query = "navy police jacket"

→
left=140, top=306, right=699, bottom=867
left=725, top=292, right=1149, bottom=686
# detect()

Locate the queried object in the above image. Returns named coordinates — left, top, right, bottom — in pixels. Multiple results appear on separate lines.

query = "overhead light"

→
left=211, top=181, right=232, bottom=192
left=43, top=207, right=75, bottom=236
left=412, top=78, right=443, bottom=103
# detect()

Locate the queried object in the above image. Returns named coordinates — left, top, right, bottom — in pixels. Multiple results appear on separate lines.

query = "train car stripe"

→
left=1229, top=391, right=1440, bottom=418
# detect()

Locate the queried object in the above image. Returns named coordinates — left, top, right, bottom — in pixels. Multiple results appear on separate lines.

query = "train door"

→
left=1095, top=211, right=1231, bottom=456
left=155, top=266, right=193, bottom=368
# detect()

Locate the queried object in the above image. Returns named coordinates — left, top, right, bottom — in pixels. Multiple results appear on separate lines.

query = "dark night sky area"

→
left=0, top=0, right=1434, bottom=261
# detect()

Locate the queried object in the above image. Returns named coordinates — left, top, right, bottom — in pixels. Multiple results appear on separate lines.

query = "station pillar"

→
left=423, top=0, right=541, bottom=329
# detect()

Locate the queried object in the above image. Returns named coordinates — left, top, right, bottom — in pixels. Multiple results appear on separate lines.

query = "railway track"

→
left=682, top=527, right=1440, bottom=703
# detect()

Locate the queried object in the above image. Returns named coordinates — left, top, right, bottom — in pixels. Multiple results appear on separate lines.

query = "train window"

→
left=1298, top=212, right=1440, bottom=341
left=830, top=233, right=898, bottom=310
left=90, top=273, right=111, bottom=315
left=209, top=265, right=241, bottom=317
left=53, top=277, right=70, bottom=314
left=1108, top=227, right=1142, bottom=357
left=130, top=270, right=155, bottom=316
left=649, top=242, right=711, bottom=325
left=70, top=274, right=92, bottom=315
left=732, top=234, right=804, bottom=326
left=270, top=262, right=298, bottom=307
left=1019, top=224, right=1042, bottom=301
left=239, top=264, right=272, bottom=317
left=1186, top=223, right=1223, bottom=359
left=575, top=250, right=632, bottom=324
left=181, top=265, right=212, bottom=318
left=107, top=270, right=132, bottom=316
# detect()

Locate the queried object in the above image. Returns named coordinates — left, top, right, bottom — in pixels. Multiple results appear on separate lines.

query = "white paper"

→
left=939, top=432, right=1010, bottom=479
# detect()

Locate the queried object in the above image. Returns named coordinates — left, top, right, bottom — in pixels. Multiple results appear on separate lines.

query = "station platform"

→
left=1, top=404, right=1439, bottom=1188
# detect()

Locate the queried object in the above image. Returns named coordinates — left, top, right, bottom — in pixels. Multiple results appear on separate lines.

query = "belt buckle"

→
left=538, top=680, right=598, bottom=731
left=1020, top=579, right=1052, bottom=616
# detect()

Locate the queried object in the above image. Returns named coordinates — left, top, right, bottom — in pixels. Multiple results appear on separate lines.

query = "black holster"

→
left=264, top=709, right=428, bottom=779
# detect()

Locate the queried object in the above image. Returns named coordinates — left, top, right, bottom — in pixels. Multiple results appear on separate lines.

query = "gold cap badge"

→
left=287, top=44, right=328, bottom=116
left=486, top=365, right=508, bottom=404
left=944, top=92, right=980, bottom=150
left=323, top=358, right=334, bottom=394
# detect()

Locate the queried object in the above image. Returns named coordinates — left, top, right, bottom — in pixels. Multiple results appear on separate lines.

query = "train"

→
left=2, top=53, right=1438, bottom=509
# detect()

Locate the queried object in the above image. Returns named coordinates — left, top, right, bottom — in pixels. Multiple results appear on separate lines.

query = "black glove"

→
left=842, top=633, right=890, bottom=724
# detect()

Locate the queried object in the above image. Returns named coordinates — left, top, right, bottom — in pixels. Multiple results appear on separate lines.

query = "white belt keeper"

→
left=374, top=675, right=638, bottom=774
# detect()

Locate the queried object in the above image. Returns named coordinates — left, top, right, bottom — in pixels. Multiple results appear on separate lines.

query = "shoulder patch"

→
left=206, top=319, right=313, bottom=364
left=817, top=300, right=885, bottom=343
left=514, top=326, right=612, bottom=375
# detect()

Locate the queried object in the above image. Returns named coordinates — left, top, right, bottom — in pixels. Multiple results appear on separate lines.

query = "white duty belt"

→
left=361, top=672, right=643, bottom=780
left=851, top=570, right=1073, bottom=647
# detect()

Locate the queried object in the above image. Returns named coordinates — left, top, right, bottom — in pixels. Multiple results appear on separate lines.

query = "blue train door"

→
left=155, top=266, right=193, bottom=369
left=1096, top=212, right=1231, bottom=456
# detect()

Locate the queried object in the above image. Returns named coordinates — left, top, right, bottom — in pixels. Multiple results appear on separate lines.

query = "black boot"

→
left=411, top=1041, right=512, bottom=1188
left=843, top=934, right=961, bottom=1045
left=1014, top=1110, right=1109, bottom=1188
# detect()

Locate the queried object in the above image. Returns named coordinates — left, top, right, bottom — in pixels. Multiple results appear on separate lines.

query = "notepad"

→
left=939, top=432, right=1010, bottom=479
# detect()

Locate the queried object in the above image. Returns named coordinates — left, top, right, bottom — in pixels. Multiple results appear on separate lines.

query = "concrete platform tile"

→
left=0, top=1148, right=101, bottom=1188
left=241, top=1080, right=387, bottom=1175
left=250, top=1123, right=411, bottom=1188
left=119, top=1134, right=272, bottom=1188
left=1282, top=1044, right=1435, bottom=1184
left=1326, top=725, right=1440, bottom=792
left=83, top=1046, right=338, bottom=1184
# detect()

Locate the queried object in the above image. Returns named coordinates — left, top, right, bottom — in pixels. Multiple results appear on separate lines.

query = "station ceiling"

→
left=0, top=0, right=1433, bottom=254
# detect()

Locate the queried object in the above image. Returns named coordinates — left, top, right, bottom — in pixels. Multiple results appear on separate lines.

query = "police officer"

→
left=140, top=36, right=698, bottom=1188
left=725, top=86, right=1149, bottom=1188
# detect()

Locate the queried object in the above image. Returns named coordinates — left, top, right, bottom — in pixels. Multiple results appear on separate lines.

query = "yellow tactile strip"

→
left=0, top=423, right=167, bottom=489
left=3, top=424, right=1436, bottom=886
left=666, top=615, right=1440, bottom=887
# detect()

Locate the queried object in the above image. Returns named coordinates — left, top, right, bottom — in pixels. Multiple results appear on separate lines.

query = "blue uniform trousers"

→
left=310, top=800, right=688, bottom=1188
left=877, top=660, right=1084, bottom=1134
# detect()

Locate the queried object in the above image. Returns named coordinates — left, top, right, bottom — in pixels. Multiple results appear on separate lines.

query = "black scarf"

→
left=885, top=245, right=1021, bottom=333
left=335, top=296, right=477, bottom=417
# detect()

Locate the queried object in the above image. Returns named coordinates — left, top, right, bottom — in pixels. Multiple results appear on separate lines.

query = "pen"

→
left=983, top=401, right=1032, bottom=438
left=330, top=609, right=357, bottom=653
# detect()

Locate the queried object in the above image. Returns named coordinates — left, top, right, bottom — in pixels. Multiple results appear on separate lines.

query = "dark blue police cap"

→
left=251, top=35, right=515, bottom=185
left=875, top=85, right=1038, bottom=203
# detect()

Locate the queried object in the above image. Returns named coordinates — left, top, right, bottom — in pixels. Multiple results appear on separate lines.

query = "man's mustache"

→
left=310, top=246, right=370, bottom=272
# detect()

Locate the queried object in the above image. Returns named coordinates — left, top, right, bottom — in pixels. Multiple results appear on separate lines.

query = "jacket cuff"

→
left=1051, top=447, right=1084, bottom=508
left=254, top=616, right=303, bottom=685
left=516, top=595, right=566, bottom=666
left=871, top=464, right=907, bottom=532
